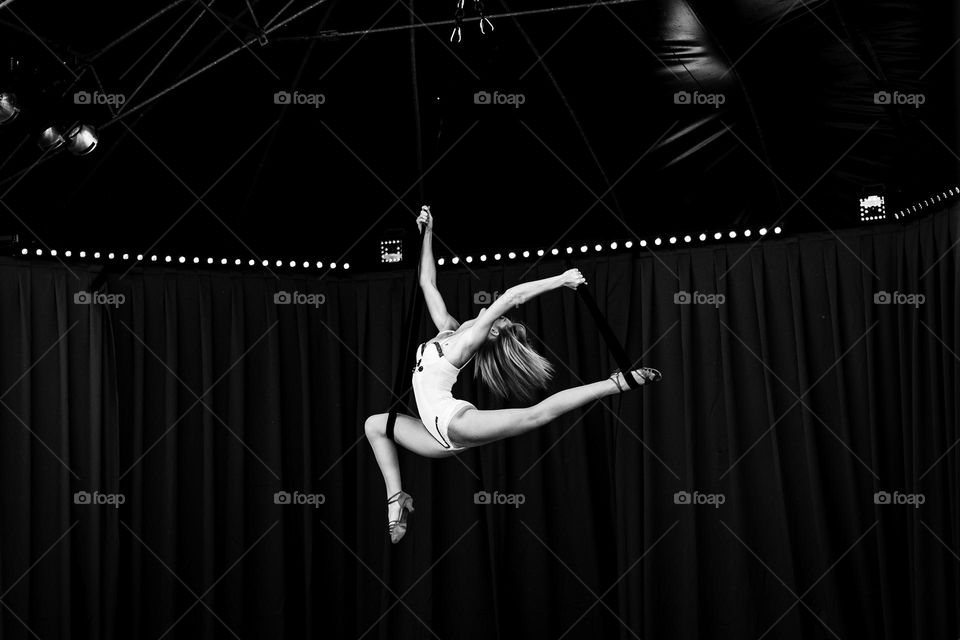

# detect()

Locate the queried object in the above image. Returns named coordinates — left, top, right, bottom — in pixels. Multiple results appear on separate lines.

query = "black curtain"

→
left=0, top=207, right=958, bottom=640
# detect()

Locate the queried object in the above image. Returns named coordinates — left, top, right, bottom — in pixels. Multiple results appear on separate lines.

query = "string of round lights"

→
left=892, top=186, right=959, bottom=220
left=17, top=248, right=350, bottom=270
left=434, top=226, right=784, bottom=266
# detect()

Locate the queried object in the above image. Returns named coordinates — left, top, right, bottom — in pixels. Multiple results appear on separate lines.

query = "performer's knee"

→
left=364, top=413, right=387, bottom=440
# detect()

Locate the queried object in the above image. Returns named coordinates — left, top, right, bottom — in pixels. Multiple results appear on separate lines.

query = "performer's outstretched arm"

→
left=417, top=206, right=459, bottom=333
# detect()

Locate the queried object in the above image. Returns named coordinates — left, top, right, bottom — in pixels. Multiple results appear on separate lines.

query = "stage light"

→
left=106, top=252, right=114, bottom=259
left=523, top=250, right=530, bottom=258
left=193, top=257, right=199, bottom=264
left=65, top=251, right=72, bottom=257
left=566, top=247, right=573, bottom=254
left=20, top=248, right=28, bottom=255
left=136, top=254, right=143, bottom=261
left=669, top=237, right=677, bottom=244
left=380, top=237, right=403, bottom=264
left=275, top=260, right=282, bottom=267
left=714, top=232, right=722, bottom=240
left=699, top=233, right=706, bottom=241
left=35, top=249, right=42, bottom=256
left=625, top=240, right=633, bottom=248
left=164, top=255, right=171, bottom=262
left=859, top=188, right=886, bottom=222
left=508, top=252, right=517, bottom=259
left=179, top=256, right=186, bottom=263
left=580, top=245, right=588, bottom=253
left=452, top=257, right=460, bottom=264
left=494, top=253, right=502, bottom=260
left=288, top=261, right=295, bottom=267
left=330, top=262, right=337, bottom=269
left=38, top=127, right=65, bottom=152
left=480, top=254, right=487, bottom=262
left=207, top=258, right=213, bottom=264
left=250, top=260, right=257, bottom=266
left=774, top=226, right=782, bottom=234
left=51, top=250, right=58, bottom=257
left=743, top=229, right=751, bottom=237
left=80, top=251, right=87, bottom=258
left=759, top=228, right=767, bottom=235
left=551, top=248, right=559, bottom=255
left=121, top=253, right=129, bottom=260
left=729, top=231, right=736, bottom=238
left=65, top=125, right=98, bottom=156
left=317, top=261, right=324, bottom=268
left=610, top=242, right=617, bottom=250
left=344, top=263, right=350, bottom=270
left=437, top=257, right=445, bottom=265
left=683, top=235, right=691, bottom=243
left=639, top=240, right=646, bottom=247
left=151, top=255, right=158, bottom=262
left=221, top=258, right=228, bottom=265
left=594, top=244, right=601, bottom=252
left=654, top=238, right=662, bottom=246
left=537, top=249, right=545, bottom=256
left=0, top=93, right=19, bottom=125
left=466, top=256, right=473, bottom=263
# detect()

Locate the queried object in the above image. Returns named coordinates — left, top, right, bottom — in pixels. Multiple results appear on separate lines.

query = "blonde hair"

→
left=473, top=322, right=554, bottom=401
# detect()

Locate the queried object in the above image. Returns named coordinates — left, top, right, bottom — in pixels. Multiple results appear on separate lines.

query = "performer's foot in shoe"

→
left=387, top=490, right=415, bottom=544
left=608, top=367, right=662, bottom=392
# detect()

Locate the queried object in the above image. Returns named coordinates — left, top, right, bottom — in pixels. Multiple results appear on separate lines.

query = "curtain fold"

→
left=0, top=207, right=957, bottom=639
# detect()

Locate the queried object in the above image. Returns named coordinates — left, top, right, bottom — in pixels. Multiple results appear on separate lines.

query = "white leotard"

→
left=411, top=330, right=475, bottom=450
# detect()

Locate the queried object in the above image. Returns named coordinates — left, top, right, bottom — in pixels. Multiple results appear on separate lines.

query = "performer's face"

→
left=488, top=316, right=512, bottom=339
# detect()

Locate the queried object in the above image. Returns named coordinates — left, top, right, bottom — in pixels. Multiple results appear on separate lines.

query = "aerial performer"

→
left=364, top=206, right=662, bottom=543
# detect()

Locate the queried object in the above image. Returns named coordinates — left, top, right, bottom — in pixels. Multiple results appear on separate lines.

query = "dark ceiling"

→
left=1, top=0, right=957, bottom=269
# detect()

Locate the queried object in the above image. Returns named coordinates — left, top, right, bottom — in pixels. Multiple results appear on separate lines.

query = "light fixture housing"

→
left=0, top=93, right=19, bottom=125
left=66, top=124, right=98, bottom=156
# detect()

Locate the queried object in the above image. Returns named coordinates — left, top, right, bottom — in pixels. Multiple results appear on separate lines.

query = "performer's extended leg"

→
left=449, top=370, right=654, bottom=447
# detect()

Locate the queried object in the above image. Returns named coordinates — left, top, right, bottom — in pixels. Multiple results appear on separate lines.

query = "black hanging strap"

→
left=385, top=228, right=427, bottom=441
left=564, top=258, right=640, bottom=389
